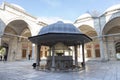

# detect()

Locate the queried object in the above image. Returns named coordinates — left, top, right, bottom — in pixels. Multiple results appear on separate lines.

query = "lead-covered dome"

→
left=77, top=13, right=92, bottom=20
left=11, top=3, right=25, bottom=11
left=39, top=21, right=81, bottom=35
left=104, top=4, right=120, bottom=13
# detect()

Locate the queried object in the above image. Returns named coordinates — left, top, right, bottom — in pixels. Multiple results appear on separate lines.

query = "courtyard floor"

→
left=0, top=60, right=120, bottom=80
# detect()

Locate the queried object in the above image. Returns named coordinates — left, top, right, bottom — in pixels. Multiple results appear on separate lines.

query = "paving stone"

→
left=0, top=60, right=120, bottom=80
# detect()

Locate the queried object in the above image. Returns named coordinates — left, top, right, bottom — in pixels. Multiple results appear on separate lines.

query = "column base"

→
left=36, top=66, right=40, bottom=71
left=101, top=58, right=108, bottom=62
left=51, top=67, right=55, bottom=71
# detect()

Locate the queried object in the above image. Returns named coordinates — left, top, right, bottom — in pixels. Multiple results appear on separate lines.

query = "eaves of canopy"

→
left=29, top=33, right=92, bottom=46
left=28, top=21, right=92, bottom=46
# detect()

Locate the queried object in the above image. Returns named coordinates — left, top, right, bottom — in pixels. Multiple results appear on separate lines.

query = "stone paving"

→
left=0, top=60, right=120, bottom=80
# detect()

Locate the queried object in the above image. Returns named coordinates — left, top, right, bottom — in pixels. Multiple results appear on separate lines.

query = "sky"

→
left=0, top=0, right=120, bottom=23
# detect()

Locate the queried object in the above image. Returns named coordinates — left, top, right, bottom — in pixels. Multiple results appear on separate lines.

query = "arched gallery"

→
left=0, top=2, right=120, bottom=62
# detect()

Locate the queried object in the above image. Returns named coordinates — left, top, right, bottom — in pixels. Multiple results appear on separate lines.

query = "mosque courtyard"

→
left=0, top=60, right=120, bottom=80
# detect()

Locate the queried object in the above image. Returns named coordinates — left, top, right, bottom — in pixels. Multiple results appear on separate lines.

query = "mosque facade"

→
left=0, top=2, right=120, bottom=61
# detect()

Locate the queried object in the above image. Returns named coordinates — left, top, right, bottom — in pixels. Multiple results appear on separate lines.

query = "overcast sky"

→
left=0, top=0, right=120, bottom=23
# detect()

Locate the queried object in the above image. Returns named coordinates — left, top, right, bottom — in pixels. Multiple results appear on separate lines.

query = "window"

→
left=87, top=50, right=91, bottom=58
left=95, top=49, right=100, bottom=57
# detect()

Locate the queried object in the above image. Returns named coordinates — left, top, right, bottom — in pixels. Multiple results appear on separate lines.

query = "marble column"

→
left=105, top=37, right=109, bottom=60
left=99, top=37, right=105, bottom=61
left=51, top=46, right=55, bottom=71
left=78, top=45, right=80, bottom=58
left=91, top=43, right=95, bottom=58
left=27, top=45, right=30, bottom=60
left=36, top=45, right=41, bottom=70
left=79, top=45, right=83, bottom=62
left=32, top=44, right=35, bottom=59
left=42, top=46, right=46, bottom=59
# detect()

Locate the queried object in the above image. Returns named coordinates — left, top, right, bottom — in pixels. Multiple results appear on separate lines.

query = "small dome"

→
left=105, top=4, right=120, bottom=13
left=77, top=13, right=92, bottom=20
left=11, top=3, right=25, bottom=11
left=39, top=21, right=82, bottom=35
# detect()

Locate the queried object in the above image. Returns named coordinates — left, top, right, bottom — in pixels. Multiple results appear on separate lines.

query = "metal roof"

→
left=29, top=21, right=92, bottom=46
left=39, top=21, right=82, bottom=35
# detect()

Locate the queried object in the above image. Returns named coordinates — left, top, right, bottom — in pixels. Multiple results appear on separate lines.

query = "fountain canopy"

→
left=29, top=21, right=92, bottom=46
left=29, top=21, right=92, bottom=70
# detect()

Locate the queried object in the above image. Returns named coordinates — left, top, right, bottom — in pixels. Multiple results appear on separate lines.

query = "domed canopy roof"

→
left=29, top=21, right=92, bottom=46
left=39, top=21, right=81, bottom=35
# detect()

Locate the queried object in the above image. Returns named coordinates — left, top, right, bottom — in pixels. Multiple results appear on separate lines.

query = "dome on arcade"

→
left=104, top=4, right=120, bottom=13
left=11, top=3, right=25, bottom=11
left=39, top=21, right=82, bottom=35
left=77, top=13, right=92, bottom=20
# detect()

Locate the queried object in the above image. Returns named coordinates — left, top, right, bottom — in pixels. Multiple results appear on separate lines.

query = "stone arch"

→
left=101, top=5, right=120, bottom=31
left=4, top=19, right=32, bottom=36
left=102, top=17, right=120, bottom=35
left=2, top=19, right=32, bottom=61
left=103, top=4, right=120, bottom=24
left=4, top=17, right=33, bottom=35
left=78, top=25, right=100, bottom=59
left=78, top=25, right=98, bottom=37
left=106, top=11, right=120, bottom=23
left=102, top=17, right=120, bottom=60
